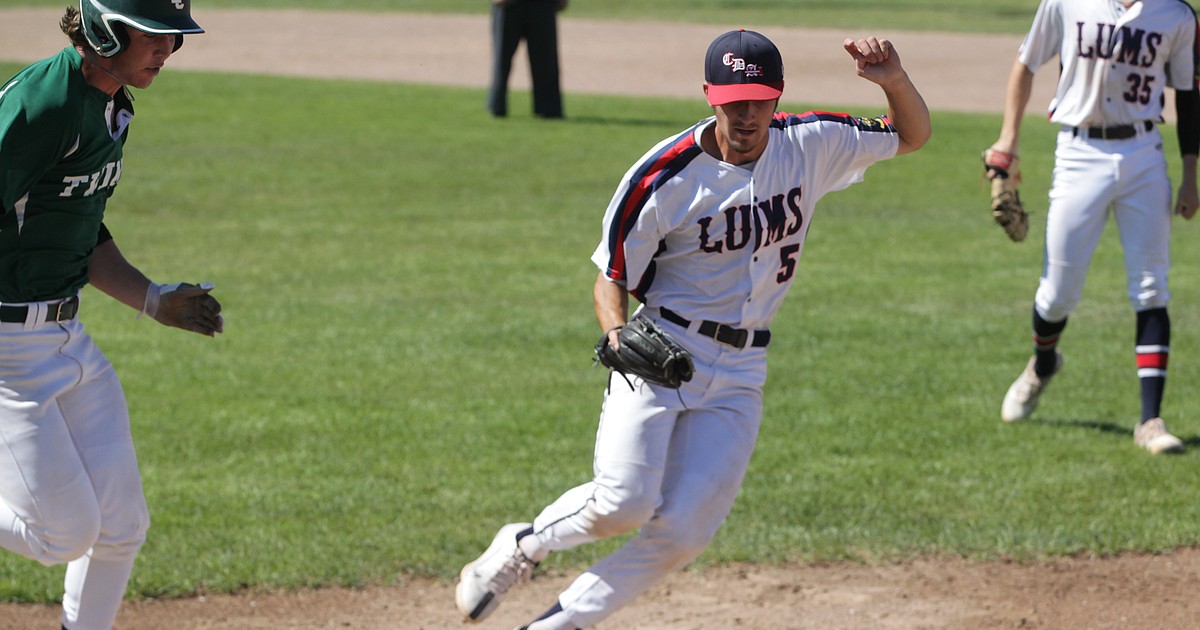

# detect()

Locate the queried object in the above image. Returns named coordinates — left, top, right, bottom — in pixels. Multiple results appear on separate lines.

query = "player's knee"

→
left=636, top=519, right=715, bottom=573
left=29, top=510, right=103, bottom=566
left=33, top=499, right=148, bottom=566
left=1129, top=273, right=1169, bottom=310
left=662, top=531, right=712, bottom=566
left=95, top=505, right=150, bottom=561
left=584, top=486, right=658, bottom=539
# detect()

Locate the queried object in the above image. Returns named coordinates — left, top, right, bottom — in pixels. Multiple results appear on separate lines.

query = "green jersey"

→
left=0, top=47, right=133, bottom=302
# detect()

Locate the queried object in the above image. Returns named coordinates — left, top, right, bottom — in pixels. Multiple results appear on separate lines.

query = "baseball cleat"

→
left=1133, top=418, right=1185, bottom=455
left=456, top=523, right=537, bottom=623
left=1001, top=353, right=1062, bottom=422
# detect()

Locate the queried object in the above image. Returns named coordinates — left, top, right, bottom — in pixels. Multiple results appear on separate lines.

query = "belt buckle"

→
left=47, top=297, right=76, bottom=322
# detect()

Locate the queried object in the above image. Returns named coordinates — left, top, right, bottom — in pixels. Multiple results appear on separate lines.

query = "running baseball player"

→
left=0, top=2, right=220, bottom=628
left=455, top=29, right=930, bottom=629
left=986, top=0, right=1199, bottom=454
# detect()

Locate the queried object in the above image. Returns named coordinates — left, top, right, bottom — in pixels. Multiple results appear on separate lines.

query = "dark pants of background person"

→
left=489, top=0, right=563, bottom=118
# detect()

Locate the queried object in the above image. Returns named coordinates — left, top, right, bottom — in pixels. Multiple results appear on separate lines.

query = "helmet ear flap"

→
left=172, top=33, right=183, bottom=52
left=84, top=12, right=128, bottom=57
left=110, top=21, right=130, bottom=54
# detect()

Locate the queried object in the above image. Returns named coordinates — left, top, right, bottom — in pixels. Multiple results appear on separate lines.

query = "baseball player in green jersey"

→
left=0, top=2, right=219, bottom=628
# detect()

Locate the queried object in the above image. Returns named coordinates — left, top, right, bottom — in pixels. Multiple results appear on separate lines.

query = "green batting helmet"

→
left=80, top=0, right=204, bottom=58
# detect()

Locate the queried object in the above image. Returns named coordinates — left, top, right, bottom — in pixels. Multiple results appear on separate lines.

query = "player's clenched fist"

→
left=842, top=36, right=905, bottom=86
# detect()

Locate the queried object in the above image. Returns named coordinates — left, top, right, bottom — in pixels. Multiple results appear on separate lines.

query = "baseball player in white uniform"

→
left=989, top=0, right=1199, bottom=454
left=0, top=3, right=221, bottom=628
left=455, top=29, right=930, bottom=629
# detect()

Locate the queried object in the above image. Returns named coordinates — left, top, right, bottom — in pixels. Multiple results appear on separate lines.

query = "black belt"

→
left=1070, top=120, right=1153, bottom=140
left=659, top=307, right=770, bottom=349
left=0, top=297, right=79, bottom=323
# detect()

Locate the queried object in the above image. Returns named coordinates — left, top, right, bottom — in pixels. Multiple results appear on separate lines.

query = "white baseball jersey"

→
left=1020, top=0, right=1200, bottom=126
left=592, top=111, right=899, bottom=330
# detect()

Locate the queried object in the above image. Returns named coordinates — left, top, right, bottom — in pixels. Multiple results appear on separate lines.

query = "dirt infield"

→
left=0, top=8, right=1197, bottom=629
left=0, top=8, right=1068, bottom=116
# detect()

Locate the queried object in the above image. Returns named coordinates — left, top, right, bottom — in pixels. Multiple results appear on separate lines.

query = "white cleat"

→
left=1001, top=353, right=1062, bottom=422
left=1134, top=418, right=1185, bottom=455
left=456, top=523, right=536, bottom=623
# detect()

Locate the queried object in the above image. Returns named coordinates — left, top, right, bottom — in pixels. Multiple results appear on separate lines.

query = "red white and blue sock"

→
left=1135, top=307, right=1170, bottom=422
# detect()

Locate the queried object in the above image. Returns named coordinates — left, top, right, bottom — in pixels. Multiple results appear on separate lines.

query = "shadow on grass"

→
left=1037, top=418, right=1130, bottom=437
left=1034, top=417, right=1198, bottom=452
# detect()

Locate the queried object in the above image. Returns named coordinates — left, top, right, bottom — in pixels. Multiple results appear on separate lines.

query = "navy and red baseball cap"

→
left=704, top=29, right=785, bottom=106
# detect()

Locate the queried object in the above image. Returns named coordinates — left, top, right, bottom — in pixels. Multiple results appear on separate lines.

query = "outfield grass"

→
left=2, top=50, right=1200, bottom=603
left=0, top=0, right=1045, bottom=34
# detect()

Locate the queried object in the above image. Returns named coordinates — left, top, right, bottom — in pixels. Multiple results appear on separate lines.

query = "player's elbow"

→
left=897, top=125, right=931, bottom=155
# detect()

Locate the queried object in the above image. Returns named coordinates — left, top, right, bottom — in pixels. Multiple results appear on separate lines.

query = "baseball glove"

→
left=595, top=316, right=694, bottom=389
left=982, top=148, right=1028, bottom=242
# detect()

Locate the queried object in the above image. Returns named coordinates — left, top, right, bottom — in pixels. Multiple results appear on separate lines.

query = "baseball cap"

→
left=704, top=29, right=784, bottom=106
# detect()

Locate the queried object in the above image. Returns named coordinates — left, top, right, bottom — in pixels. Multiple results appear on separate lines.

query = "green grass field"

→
left=2, top=3, right=1200, bottom=606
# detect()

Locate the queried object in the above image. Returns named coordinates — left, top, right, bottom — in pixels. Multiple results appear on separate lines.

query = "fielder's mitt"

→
left=982, top=148, right=1028, bottom=242
left=595, top=316, right=694, bottom=389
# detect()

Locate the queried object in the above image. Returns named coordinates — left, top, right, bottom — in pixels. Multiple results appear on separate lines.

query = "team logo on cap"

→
left=722, top=52, right=765, bottom=78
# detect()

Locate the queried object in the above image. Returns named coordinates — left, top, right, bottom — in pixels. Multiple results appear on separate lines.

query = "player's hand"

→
left=606, top=326, right=623, bottom=351
left=983, top=145, right=1021, bottom=184
left=1175, top=181, right=1199, bottom=220
left=842, top=37, right=903, bottom=86
left=154, top=282, right=224, bottom=336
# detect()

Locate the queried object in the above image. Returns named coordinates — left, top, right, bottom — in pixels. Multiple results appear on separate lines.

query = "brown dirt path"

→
left=0, top=8, right=1069, bottom=116
left=0, top=8, right=1195, bottom=630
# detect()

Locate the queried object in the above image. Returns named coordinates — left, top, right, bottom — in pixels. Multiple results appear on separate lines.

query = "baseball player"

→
left=0, top=2, right=221, bottom=628
left=987, top=0, right=1199, bottom=454
left=455, top=29, right=930, bottom=629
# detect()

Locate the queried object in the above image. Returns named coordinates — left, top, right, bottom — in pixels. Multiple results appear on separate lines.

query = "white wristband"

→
left=138, top=282, right=181, bottom=320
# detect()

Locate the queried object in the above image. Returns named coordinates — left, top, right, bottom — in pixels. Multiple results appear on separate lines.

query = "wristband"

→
left=138, top=282, right=182, bottom=320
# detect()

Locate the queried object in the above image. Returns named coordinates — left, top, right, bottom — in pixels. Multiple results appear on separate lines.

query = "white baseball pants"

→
left=1036, top=127, right=1172, bottom=322
left=525, top=314, right=767, bottom=629
left=0, top=316, right=149, bottom=630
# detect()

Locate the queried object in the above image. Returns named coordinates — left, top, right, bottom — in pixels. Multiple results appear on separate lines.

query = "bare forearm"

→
left=883, top=72, right=931, bottom=155
left=996, top=59, right=1035, bottom=152
left=593, top=272, right=629, bottom=333
left=87, top=239, right=152, bottom=311
left=1177, top=154, right=1199, bottom=218
left=1182, top=154, right=1198, bottom=183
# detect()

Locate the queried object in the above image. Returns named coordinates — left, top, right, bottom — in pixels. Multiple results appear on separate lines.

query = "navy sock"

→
left=533, top=601, right=563, bottom=621
left=1136, top=308, right=1170, bottom=421
left=524, top=601, right=580, bottom=629
left=1032, top=308, right=1067, bottom=376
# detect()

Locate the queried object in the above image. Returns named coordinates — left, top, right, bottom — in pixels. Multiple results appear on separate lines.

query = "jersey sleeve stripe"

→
left=771, top=110, right=897, bottom=133
left=601, top=125, right=704, bottom=282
